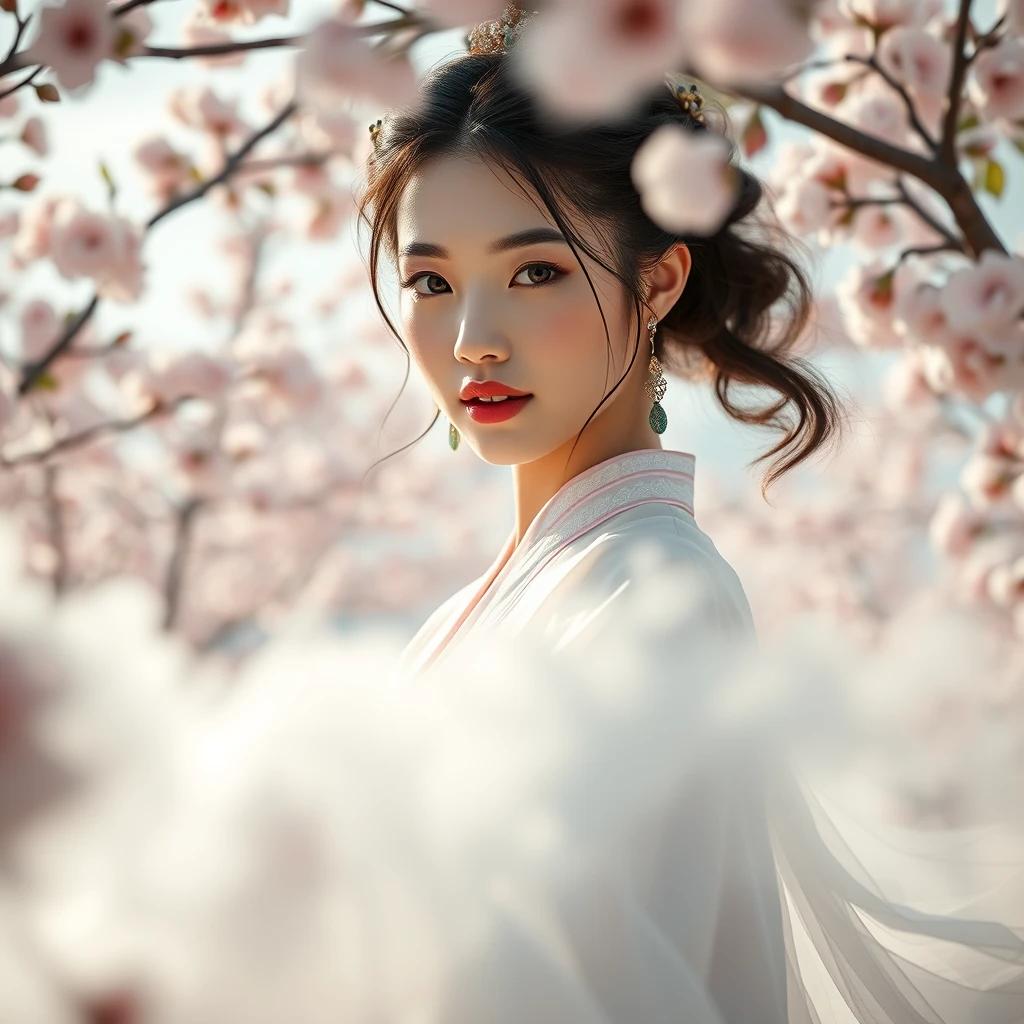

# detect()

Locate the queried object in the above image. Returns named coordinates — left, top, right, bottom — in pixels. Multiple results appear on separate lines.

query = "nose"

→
left=452, top=300, right=511, bottom=364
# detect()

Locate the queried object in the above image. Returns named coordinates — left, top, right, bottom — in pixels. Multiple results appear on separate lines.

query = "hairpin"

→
left=368, top=117, right=383, bottom=153
left=464, top=3, right=539, bottom=55
left=369, top=9, right=707, bottom=157
left=670, top=81, right=707, bottom=127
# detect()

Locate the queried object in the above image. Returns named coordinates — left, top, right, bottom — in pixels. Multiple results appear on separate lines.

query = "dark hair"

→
left=355, top=52, right=847, bottom=500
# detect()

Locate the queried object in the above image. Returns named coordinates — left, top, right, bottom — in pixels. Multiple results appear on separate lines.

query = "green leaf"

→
left=31, top=371, right=59, bottom=392
left=983, top=157, right=1005, bottom=198
left=957, top=112, right=980, bottom=133
left=99, top=159, right=116, bottom=199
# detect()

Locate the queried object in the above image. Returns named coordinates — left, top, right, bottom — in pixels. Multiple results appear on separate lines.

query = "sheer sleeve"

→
left=430, top=517, right=1024, bottom=1023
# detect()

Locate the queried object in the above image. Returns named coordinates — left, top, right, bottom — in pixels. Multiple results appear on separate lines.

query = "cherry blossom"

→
left=630, top=123, right=739, bottom=235
left=180, top=7, right=247, bottom=69
left=413, top=0, right=507, bottom=29
left=837, top=0, right=943, bottom=32
left=48, top=200, right=146, bottom=304
left=196, top=0, right=290, bottom=27
left=19, top=116, right=48, bottom=157
left=133, top=136, right=194, bottom=202
left=24, top=0, right=118, bottom=91
left=939, top=251, right=1024, bottom=336
left=686, top=0, right=815, bottom=83
left=967, top=38, right=1024, bottom=125
left=835, top=258, right=901, bottom=349
left=510, top=0, right=689, bottom=123
left=296, top=16, right=419, bottom=112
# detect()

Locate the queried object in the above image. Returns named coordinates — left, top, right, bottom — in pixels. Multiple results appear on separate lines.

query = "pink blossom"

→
left=291, top=162, right=333, bottom=198
left=18, top=298, right=60, bottom=364
left=928, top=492, right=984, bottom=557
left=413, top=0, right=506, bottom=28
left=147, top=351, right=234, bottom=406
left=967, top=39, right=1024, bottom=124
left=222, top=420, right=268, bottom=460
left=801, top=59, right=868, bottom=111
left=510, top=0, right=689, bottom=123
left=108, top=0, right=153, bottom=59
left=25, top=0, right=117, bottom=91
left=19, top=116, right=49, bottom=157
left=10, top=194, right=65, bottom=266
left=243, top=345, right=323, bottom=407
left=48, top=200, right=146, bottom=304
left=769, top=139, right=815, bottom=184
left=302, top=196, right=348, bottom=241
left=838, top=0, right=942, bottom=31
left=196, top=0, right=289, bottom=26
left=297, top=107, right=359, bottom=158
left=850, top=203, right=900, bottom=250
left=686, top=0, right=815, bottom=83
left=939, top=252, right=1024, bottom=335
left=0, top=94, right=18, bottom=119
left=1011, top=391, right=1024, bottom=428
left=630, top=124, right=738, bottom=235
left=0, top=210, right=19, bottom=240
left=998, top=0, right=1024, bottom=35
left=919, top=335, right=1009, bottom=402
left=876, top=27, right=950, bottom=97
left=296, top=16, right=418, bottom=112
left=835, top=258, right=901, bottom=348
left=881, top=347, right=939, bottom=411
left=958, top=452, right=1015, bottom=507
left=775, top=176, right=832, bottom=235
left=168, top=86, right=249, bottom=143
left=834, top=82, right=912, bottom=150
left=891, top=257, right=953, bottom=344
left=133, top=136, right=193, bottom=200
left=987, top=555, right=1024, bottom=609
left=180, top=7, right=246, bottom=68
left=1013, top=471, right=1024, bottom=512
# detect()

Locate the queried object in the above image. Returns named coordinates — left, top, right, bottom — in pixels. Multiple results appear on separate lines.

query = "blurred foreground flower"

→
left=0, top=518, right=1021, bottom=1020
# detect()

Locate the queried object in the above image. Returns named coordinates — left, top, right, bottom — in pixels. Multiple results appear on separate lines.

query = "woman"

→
left=357, top=7, right=1024, bottom=1022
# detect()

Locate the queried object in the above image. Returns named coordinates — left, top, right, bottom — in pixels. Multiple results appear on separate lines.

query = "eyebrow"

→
left=398, top=227, right=568, bottom=260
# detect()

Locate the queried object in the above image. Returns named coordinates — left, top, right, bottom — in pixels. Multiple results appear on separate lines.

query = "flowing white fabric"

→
left=393, top=447, right=1024, bottom=1023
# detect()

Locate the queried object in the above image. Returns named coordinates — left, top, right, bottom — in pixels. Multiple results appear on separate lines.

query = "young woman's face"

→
left=394, top=152, right=654, bottom=467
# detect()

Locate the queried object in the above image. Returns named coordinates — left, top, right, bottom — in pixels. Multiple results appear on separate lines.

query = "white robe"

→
left=394, top=447, right=1024, bottom=1023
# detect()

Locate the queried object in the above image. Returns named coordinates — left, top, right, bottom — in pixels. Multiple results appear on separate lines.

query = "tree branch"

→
left=844, top=52, right=938, bottom=153
left=702, top=66, right=1005, bottom=257
left=939, top=0, right=974, bottom=167
left=1, top=397, right=190, bottom=467
left=17, top=101, right=299, bottom=395
left=162, top=497, right=202, bottom=632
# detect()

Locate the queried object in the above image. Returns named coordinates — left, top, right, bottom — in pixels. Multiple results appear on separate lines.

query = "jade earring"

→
left=645, top=316, right=668, bottom=434
left=434, top=404, right=460, bottom=450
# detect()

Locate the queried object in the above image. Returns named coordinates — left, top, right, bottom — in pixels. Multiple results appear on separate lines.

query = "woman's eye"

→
left=512, top=262, right=563, bottom=286
left=401, top=262, right=564, bottom=297
left=404, top=272, right=450, bottom=296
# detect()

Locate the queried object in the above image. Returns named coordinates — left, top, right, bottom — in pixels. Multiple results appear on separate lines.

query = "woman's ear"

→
left=645, top=243, right=692, bottom=320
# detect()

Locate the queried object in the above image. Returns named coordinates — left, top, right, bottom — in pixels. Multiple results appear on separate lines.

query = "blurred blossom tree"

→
left=0, top=0, right=1020, bottom=657
left=1, top=0, right=1024, bottom=1018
